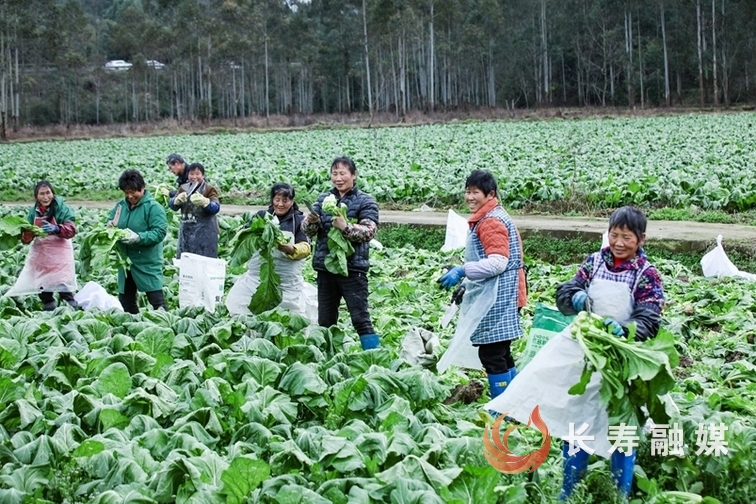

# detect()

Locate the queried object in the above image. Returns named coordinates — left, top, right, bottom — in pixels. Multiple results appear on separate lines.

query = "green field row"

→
left=3, top=113, right=756, bottom=210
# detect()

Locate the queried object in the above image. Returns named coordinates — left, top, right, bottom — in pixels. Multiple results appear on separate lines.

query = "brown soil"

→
left=443, top=380, right=485, bottom=405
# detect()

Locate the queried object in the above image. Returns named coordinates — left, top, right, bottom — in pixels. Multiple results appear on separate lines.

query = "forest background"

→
left=0, top=0, right=755, bottom=138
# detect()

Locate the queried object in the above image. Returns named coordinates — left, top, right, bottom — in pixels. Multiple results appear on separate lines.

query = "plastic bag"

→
left=701, top=235, right=756, bottom=280
left=399, top=328, right=440, bottom=367
left=440, top=210, right=468, bottom=252
left=3, top=235, right=77, bottom=297
left=74, top=281, right=123, bottom=311
left=178, top=252, right=227, bottom=311
left=518, top=303, right=574, bottom=369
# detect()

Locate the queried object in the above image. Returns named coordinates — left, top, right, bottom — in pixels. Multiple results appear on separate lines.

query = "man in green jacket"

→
left=107, top=170, right=168, bottom=313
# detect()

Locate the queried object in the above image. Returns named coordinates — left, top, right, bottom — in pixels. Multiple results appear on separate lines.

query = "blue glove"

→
left=41, top=222, right=60, bottom=234
left=438, top=266, right=465, bottom=290
left=571, top=291, right=588, bottom=312
left=604, top=318, right=625, bottom=337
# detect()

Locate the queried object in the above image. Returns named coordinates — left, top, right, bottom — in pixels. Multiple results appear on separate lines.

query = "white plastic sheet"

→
left=440, top=210, right=468, bottom=252
left=74, top=281, right=123, bottom=312
left=701, top=234, right=756, bottom=281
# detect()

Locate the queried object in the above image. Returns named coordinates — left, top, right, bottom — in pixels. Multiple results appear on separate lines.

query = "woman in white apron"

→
left=487, top=206, right=665, bottom=499
left=226, top=183, right=317, bottom=320
left=436, top=170, right=527, bottom=400
left=7, top=181, right=78, bottom=310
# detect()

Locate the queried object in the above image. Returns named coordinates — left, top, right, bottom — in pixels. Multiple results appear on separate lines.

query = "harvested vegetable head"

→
left=568, top=311, right=679, bottom=428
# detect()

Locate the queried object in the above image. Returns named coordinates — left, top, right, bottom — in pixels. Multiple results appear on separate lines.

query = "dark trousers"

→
left=317, top=270, right=375, bottom=336
left=477, top=340, right=516, bottom=375
left=39, top=291, right=75, bottom=303
left=39, top=291, right=76, bottom=309
left=118, top=272, right=167, bottom=314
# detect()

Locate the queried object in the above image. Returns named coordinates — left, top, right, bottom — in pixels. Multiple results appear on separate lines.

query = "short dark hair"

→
left=465, top=170, right=498, bottom=197
left=166, top=153, right=184, bottom=164
left=119, top=170, right=146, bottom=192
left=270, top=182, right=295, bottom=202
left=608, top=206, right=647, bottom=241
left=187, top=162, right=205, bottom=175
left=331, top=156, right=356, bottom=175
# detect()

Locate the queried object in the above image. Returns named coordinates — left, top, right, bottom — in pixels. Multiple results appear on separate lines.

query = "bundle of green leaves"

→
left=228, top=213, right=289, bottom=314
left=0, top=215, right=46, bottom=251
left=78, top=224, right=132, bottom=277
left=322, top=194, right=355, bottom=276
left=568, top=311, right=679, bottom=428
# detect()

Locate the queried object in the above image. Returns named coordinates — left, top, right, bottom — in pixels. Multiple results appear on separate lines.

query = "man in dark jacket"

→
left=302, top=156, right=380, bottom=351
left=165, top=153, right=190, bottom=197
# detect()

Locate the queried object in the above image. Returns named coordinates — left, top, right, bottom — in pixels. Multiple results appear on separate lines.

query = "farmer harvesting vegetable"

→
left=488, top=206, right=665, bottom=500
left=107, top=170, right=168, bottom=313
left=557, top=206, right=664, bottom=498
left=302, top=156, right=380, bottom=350
left=162, top=153, right=190, bottom=198
left=436, top=170, right=527, bottom=400
left=226, top=183, right=317, bottom=318
left=10, top=181, right=79, bottom=310
left=168, top=162, right=220, bottom=258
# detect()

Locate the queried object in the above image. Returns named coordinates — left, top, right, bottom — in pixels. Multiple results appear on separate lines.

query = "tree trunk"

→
left=721, top=0, right=729, bottom=106
left=540, top=0, right=548, bottom=104
left=661, top=3, right=670, bottom=107
left=428, top=0, right=435, bottom=111
left=362, top=0, right=373, bottom=118
left=712, top=0, right=718, bottom=105
left=697, top=0, right=705, bottom=106
left=265, top=31, right=270, bottom=124
left=638, top=11, right=644, bottom=109
left=625, top=9, right=635, bottom=107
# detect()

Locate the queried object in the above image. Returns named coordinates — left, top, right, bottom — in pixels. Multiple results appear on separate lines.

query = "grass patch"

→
left=375, top=224, right=446, bottom=250
left=380, top=224, right=756, bottom=275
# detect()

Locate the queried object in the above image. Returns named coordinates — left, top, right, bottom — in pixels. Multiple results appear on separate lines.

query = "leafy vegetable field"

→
left=0, top=206, right=755, bottom=503
left=2, top=113, right=756, bottom=210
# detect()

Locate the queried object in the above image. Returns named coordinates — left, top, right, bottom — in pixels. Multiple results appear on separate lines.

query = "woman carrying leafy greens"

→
left=6, top=181, right=78, bottom=310
left=168, top=162, right=220, bottom=259
left=226, top=183, right=317, bottom=319
left=302, top=156, right=380, bottom=351
left=488, top=206, right=666, bottom=500
left=107, top=170, right=168, bottom=314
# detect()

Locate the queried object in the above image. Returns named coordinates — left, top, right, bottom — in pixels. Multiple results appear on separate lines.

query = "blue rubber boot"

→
left=507, top=366, right=517, bottom=383
left=560, top=443, right=590, bottom=500
left=610, top=449, right=636, bottom=496
left=485, top=370, right=512, bottom=418
left=359, top=333, right=380, bottom=350
left=487, top=371, right=512, bottom=399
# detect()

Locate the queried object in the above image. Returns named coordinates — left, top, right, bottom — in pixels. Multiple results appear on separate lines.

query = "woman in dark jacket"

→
left=226, top=183, right=316, bottom=318
left=302, top=156, right=380, bottom=350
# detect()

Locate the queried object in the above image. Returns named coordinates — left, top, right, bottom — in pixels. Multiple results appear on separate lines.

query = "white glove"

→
left=190, top=193, right=210, bottom=207
left=121, top=229, right=140, bottom=244
left=173, top=192, right=188, bottom=205
left=158, top=187, right=170, bottom=197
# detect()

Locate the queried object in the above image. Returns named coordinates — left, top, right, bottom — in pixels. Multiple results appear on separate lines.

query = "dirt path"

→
left=6, top=200, right=755, bottom=252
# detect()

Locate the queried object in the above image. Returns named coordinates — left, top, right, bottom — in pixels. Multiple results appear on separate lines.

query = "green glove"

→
left=190, top=193, right=210, bottom=207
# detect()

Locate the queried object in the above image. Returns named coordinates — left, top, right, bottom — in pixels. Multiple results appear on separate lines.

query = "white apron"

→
left=436, top=230, right=498, bottom=374
left=485, top=279, right=633, bottom=459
